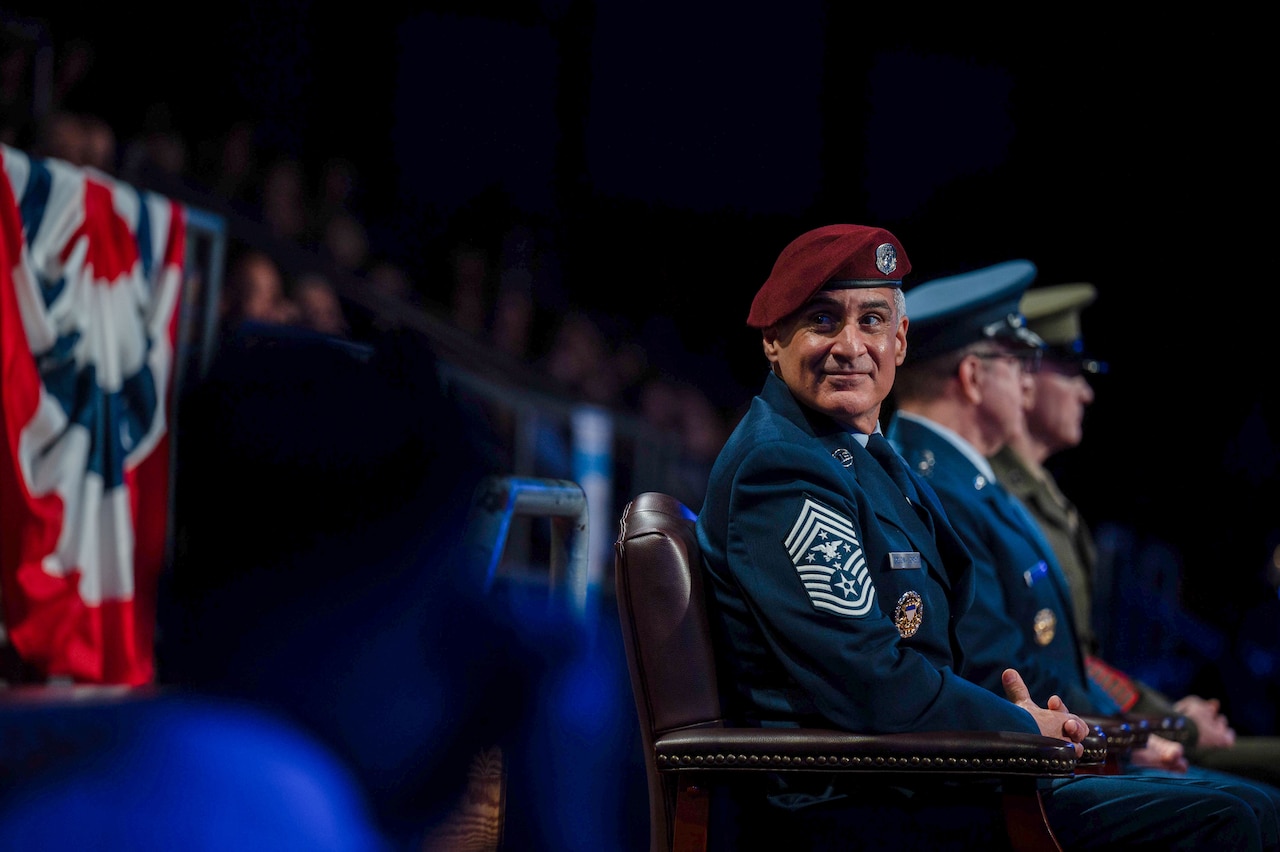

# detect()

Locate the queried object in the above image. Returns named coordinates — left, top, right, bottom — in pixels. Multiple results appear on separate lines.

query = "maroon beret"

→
left=747, top=224, right=910, bottom=328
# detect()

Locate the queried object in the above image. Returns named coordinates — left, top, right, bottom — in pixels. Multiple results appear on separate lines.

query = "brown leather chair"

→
left=614, top=491, right=1098, bottom=852
left=1077, top=711, right=1193, bottom=775
left=1079, top=716, right=1136, bottom=775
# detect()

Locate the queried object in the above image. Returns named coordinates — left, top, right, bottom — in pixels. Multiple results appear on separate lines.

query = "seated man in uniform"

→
left=695, top=223, right=1270, bottom=850
left=990, top=281, right=1280, bottom=788
left=885, top=259, right=1280, bottom=834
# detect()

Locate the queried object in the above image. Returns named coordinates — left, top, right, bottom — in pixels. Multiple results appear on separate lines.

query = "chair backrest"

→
left=614, top=491, right=721, bottom=851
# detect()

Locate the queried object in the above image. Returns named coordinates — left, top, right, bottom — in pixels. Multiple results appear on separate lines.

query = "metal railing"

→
left=440, top=359, right=687, bottom=607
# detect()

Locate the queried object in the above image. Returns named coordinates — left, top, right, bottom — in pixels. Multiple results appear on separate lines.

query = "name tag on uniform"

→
left=889, top=552, right=922, bottom=570
left=1023, top=560, right=1049, bottom=586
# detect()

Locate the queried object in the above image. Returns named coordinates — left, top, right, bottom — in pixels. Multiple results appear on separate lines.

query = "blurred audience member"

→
left=80, top=113, right=115, bottom=174
left=220, top=247, right=299, bottom=330
left=49, top=35, right=94, bottom=111
left=448, top=242, right=492, bottom=337
left=0, top=31, right=37, bottom=147
left=259, top=155, right=309, bottom=244
left=28, top=109, right=114, bottom=174
left=367, top=258, right=420, bottom=308
left=313, top=155, right=362, bottom=232
left=323, top=210, right=371, bottom=275
left=292, top=272, right=350, bottom=338
left=490, top=272, right=536, bottom=361
left=638, top=374, right=728, bottom=509
left=30, top=108, right=83, bottom=163
left=118, top=102, right=187, bottom=186
left=543, top=310, right=622, bottom=407
left=199, top=118, right=261, bottom=213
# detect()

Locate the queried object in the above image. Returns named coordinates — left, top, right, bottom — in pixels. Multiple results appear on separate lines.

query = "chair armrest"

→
left=653, top=728, right=1082, bottom=779
left=1081, top=715, right=1136, bottom=752
left=1124, top=711, right=1191, bottom=744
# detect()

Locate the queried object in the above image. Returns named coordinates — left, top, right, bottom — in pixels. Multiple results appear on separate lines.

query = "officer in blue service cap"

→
left=899, top=259, right=1045, bottom=365
left=889, top=258, right=1104, bottom=712
left=891, top=261, right=1280, bottom=842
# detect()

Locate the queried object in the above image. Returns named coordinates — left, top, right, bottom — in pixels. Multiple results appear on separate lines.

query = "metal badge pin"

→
left=1033, top=608, right=1056, bottom=645
left=832, top=448, right=854, bottom=468
left=875, top=242, right=898, bottom=275
left=911, top=449, right=936, bottom=478
left=894, top=590, right=924, bottom=637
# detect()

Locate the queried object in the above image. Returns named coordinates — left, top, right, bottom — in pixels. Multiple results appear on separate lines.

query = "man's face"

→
left=762, top=288, right=906, bottom=433
left=1026, top=357, right=1095, bottom=454
left=969, top=345, right=1038, bottom=447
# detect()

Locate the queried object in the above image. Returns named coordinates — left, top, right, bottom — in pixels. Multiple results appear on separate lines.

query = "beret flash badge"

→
left=785, top=497, right=875, bottom=617
left=875, top=243, right=898, bottom=275
left=894, top=591, right=923, bottom=637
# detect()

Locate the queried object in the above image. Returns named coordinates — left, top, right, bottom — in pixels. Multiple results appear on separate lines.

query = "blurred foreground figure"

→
left=158, top=322, right=540, bottom=849
left=0, top=690, right=389, bottom=851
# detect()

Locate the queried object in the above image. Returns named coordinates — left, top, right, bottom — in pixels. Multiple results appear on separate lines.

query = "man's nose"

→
left=829, top=324, right=865, bottom=357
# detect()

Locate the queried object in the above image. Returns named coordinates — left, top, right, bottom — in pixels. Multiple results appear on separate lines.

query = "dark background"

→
left=7, top=3, right=1277, bottom=714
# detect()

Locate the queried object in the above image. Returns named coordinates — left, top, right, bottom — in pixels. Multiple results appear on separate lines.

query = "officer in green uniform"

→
left=990, top=282, right=1280, bottom=788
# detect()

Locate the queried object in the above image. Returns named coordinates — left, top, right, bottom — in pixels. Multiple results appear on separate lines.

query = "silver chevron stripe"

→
left=784, top=498, right=876, bottom=617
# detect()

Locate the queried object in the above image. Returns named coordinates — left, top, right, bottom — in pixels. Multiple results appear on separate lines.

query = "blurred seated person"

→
left=219, top=247, right=299, bottom=330
left=292, top=271, right=350, bottom=338
left=159, top=322, right=547, bottom=849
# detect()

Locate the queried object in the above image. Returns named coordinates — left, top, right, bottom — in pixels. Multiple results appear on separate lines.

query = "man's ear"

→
left=762, top=328, right=780, bottom=366
left=895, top=316, right=909, bottom=366
left=957, top=354, right=984, bottom=404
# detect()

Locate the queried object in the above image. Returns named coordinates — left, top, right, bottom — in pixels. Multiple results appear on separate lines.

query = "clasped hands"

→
left=1002, top=668, right=1088, bottom=757
left=1122, top=693, right=1237, bottom=772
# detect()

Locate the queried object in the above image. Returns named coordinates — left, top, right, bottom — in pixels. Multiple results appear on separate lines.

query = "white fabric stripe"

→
left=785, top=498, right=858, bottom=545
left=785, top=497, right=877, bottom=617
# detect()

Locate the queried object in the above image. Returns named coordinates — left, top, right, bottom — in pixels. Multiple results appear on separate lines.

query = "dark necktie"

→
left=866, top=433, right=937, bottom=536
left=865, top=433, right=917, bottom=504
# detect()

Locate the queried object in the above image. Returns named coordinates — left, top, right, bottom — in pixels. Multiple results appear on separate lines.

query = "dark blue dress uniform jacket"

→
left=695, top=373, right=1039, bottom=735
left=887, top=414, right=1106, bottom=715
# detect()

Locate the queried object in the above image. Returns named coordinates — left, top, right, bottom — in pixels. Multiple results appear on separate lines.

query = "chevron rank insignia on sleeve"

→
left=784, top=497, right=876, bottom=617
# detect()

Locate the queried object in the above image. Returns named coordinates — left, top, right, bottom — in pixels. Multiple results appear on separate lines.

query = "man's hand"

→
left=1002, top=668, right=1086, bottom=756
left=1129, top=734, right=1189, bottom=772
left=1174, top=695, right=1237, bottom=750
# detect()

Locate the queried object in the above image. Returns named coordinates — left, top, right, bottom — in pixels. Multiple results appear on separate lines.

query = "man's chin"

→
left=816, top=392, right=877, bottom=426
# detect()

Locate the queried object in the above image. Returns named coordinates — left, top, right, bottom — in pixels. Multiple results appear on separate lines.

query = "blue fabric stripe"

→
left=134, top=188, right=153, bottom=281
left=20, top=158, right=68, bottom=308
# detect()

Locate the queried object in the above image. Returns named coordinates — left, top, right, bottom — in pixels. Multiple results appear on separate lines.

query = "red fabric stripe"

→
left=0, top=154, right=74, bottom=677
left=0, top=154, right=185, bottom=686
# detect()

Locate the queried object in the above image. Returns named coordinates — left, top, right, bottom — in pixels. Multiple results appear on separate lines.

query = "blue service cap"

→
left=903, top=259, right=1044, bottom=364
